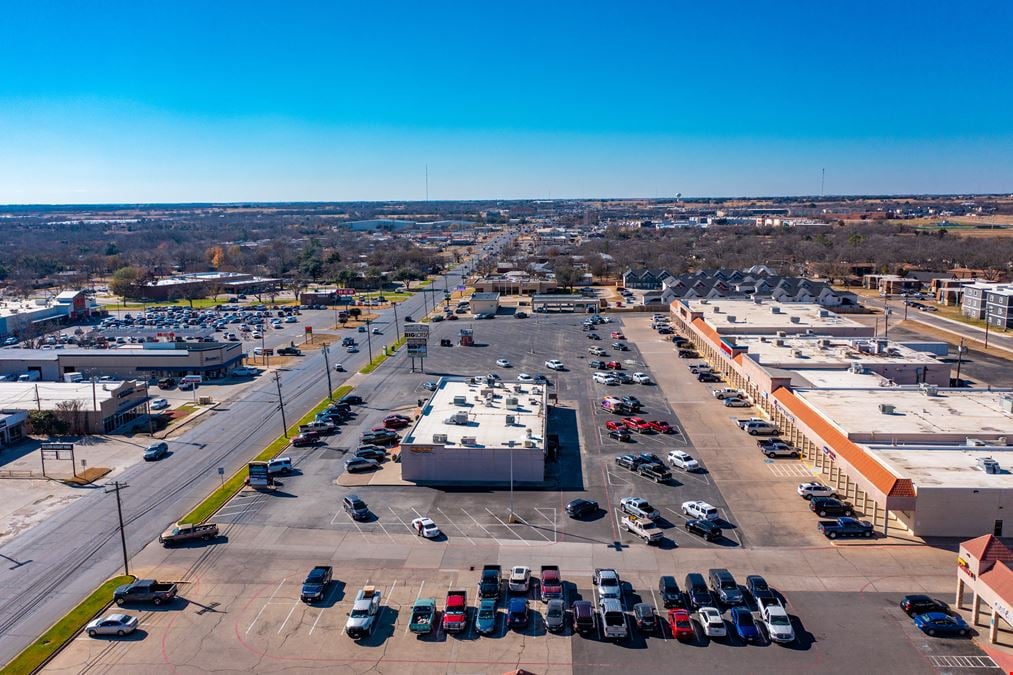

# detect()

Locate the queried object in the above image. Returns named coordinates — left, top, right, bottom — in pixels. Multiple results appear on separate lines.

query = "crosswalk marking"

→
left=927, top=655, right=999, bottom=669
left=765, top=462, right=815, bottom=478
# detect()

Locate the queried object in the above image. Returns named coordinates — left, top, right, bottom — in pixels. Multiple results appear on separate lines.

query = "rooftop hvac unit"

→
left=879, top=403, right=896, bottom=414
left=850, top=362, right=865, bottom=374
left=759, top=336, right=768, bottom=342
left=712, top=305, right=721, bottom=313
left=776, top=331, right=787, bottom=337
left=1002, top=396, right=1013, bottom=414
left=818, top=309, right=830, bottom=317
left=505, top=415, right=515, bottom=425
left=432, top=433, right=448, bottom=443
left=967, top=438, right=988, bottom=447
left=805, top=329, right=815, bottom=335
left=461, top=436, right=477, bottom=446
left=920, top=383, right=939, bottom=396
left=774, top=339, right=785, bottom=347
left=531, top=386, right=542, bottom=395
left=453, top=395, right=467, bottom=406
left=753, top=296, right=763, bottom=304
left=791, top=349, right=803, bottom=358
left=789, top=316, right=801, bottom=324
left=978, top=457, right=1001, bottom=474
left=819, top=339, right=832, bottom=347
left=726, top=315, right=736, bottom=323
left=770, top=306, right=781, bottom=314
left=505, top=397, right=518, bottom=410
left=523, top=439, right=536, bottom=448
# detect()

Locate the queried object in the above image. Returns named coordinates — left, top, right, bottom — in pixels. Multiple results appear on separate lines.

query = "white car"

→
left=508, top=565, right=531, bottom=592
left=333, top=363, right=345, bottom=372
left=588, top=346, right=606, bottom=356
left=496, top=359, right=512, bottom=368
left=252, top=331, right=263, bottom=339
left=517, top=373, right=533, bottom=382
left=150, top=398, right=169, bottom=410
left=632, top=372, right=651, bottom=384
left=411, top=517, right=441, bottom=539
left=285, top=316, right=298, bottom=323
left=593, top=372, right=619, bottom=385
left=86, top=613, right=139, bottom=637
left=545, top=360, right=565, bottom=371
left=797, top=482, right=835, bottom=500
left=681, top=500, right=719, bottom=521
left=712, top=388, right=742, bottom=400
left=724, top=397, right=752, bottom=408
left=697, top=606, right=726, bottom=637
left=668, top=451, right=700, bottom=472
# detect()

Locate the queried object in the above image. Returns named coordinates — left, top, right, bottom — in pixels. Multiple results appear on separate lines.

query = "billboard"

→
left=404, top=323, right=430, bottom=339
left=407, top=344, right=428, bottom=357
left=336, top=288, right=356, bottom=296
left=248, top=461, right=273, bottom=488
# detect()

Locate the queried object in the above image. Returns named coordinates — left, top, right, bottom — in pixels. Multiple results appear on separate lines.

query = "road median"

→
left=1, top=575, right=134, bottom=675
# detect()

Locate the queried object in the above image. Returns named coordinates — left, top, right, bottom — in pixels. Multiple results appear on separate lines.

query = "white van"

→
left=63, top=372, right=84, bottom=383
left=599, top=598, right=628, bottom=640
left=17, top=371, right=40, bottom=382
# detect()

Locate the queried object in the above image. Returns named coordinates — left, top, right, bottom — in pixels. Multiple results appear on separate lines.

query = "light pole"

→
left=321, top=343, right=333, bottom=400
left=392, top=302, right=400, bottom=342
left=508, top=445, right=515, bottom=523
left=955, top=338, right=966, bottom=386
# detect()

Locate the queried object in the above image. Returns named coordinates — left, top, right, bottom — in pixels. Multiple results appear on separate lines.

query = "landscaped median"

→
left=359, top=336, right=406, bottom=375
left=181, top=383, right=353, bottom=524
left=2, top=574, right=134, bottom=675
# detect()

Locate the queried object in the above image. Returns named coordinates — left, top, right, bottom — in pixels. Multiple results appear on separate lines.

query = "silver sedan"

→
left=86, top=613, right=139, bottom=637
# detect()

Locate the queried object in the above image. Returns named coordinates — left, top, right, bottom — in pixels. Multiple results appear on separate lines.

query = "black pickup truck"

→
left=817, top=517, right=874, bottom=539
left=114, top=579, right=178, bottom=606
left=478, top=564, right=502, bottom=599
left=638, top=463, right=672, bottom=483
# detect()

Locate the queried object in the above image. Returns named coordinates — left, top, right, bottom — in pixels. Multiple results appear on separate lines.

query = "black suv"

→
left=900, top=594, right=949, bottom=617
left=589, top=360, right=607, bottom=369
left=746, top=575, right=776, bottom=606
left=659, top=576, right=684, bottom=608
left=809, top=496, right=854, bottom=517
left=684, top=573, right=712, bottom=610
left=621, top=395, right=642, bottom=411
left=615, top=455, right=641, bottom=470
left=360, top=429, right=399, bottom=446
left=342, top=495, right=369, bottom=520
left=686, top=519, right=722, bottom=542
left=339, top=394, right=364, bottom=406
left=566, top=498, right=599, bottom=518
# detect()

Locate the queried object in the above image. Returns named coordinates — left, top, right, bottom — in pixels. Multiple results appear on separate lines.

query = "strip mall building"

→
left=671, top=298, right=1013, bottom=539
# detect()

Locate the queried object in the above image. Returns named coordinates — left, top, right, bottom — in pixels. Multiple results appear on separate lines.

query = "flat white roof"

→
left=790, top=369, right=895, bottom=389
left=683, top=299, right=869, bottom=334
left=734, top=335, right=940, bottom=367
left=796, top=387, right=1013, bottom=441
left=403, top=378, right=547, bottom=451
left=867, top=445, right=1013, bottom=489
left=0, top=381, right=135, bottom=409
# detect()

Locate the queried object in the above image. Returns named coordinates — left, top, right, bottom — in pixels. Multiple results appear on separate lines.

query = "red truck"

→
left=540, top=565, right=563, bottom=602
left=622, top=417, right=653, bottom=434
left=442, top=590, right=468, bottom=633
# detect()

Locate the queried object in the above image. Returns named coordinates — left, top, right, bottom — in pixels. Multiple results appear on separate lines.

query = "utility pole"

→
left=105, top=481, right=130, bottom=576
left=321, top=343, right=333, bottom=400
left=274, top=372, right=288, bottom=437
left=392, top=302, right=400, bottom=342
left=365, top=319, right=373, bottom=365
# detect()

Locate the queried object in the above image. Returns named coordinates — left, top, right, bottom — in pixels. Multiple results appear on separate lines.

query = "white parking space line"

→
left=463, top=509, right=504, bottom=544
left=387, top=506, right=415, bottom=534
left=246, top=578, right=287, bottom=634
left=308, top=607, right=324, bottom=636
left=485, top=508, right=530, bottom=545
left=437, top=507, right=476, bottom=545
left=376, top=521, right=397, bottom=543
left=277, top=597, right=300, bottom=634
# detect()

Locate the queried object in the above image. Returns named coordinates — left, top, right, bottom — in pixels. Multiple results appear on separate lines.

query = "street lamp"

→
left=365, top=318, right=373, bottom=364
left=321, top=342, right=334, bottom=400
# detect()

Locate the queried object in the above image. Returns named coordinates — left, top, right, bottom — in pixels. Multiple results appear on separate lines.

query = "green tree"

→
left=108, top=266, right=147, bottom=301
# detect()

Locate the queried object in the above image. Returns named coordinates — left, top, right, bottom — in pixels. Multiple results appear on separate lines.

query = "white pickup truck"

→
left=345, top=586, right=382, bottom=639
left=760, top=599, right=795, bottom=643
left=621, top=514, right=663, bottom=544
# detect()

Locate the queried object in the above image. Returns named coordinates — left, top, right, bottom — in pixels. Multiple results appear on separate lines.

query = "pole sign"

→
left=305, top=326, right=313, bottom=334
left=336, top=288, right=356, bottom=296
left=405, top=322, right=429, bottom=357
left=248, top=461, right=272, bottom=488
left=41, top=442, right=74, bottom=451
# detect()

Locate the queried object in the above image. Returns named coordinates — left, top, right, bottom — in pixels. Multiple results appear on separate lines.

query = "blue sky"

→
left=1, top=1, right=1011, bottom=202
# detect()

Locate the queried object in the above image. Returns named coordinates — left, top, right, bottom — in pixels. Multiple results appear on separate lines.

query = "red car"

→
left=668, top=608, right=694, bottom=640
left=605, top=361, right=623, bottom=370
left=647, top=420, right=675, bottom=434
left=291, top=431, right=320, bottom=447
left=610, top=331, right=625, bottom=340
left=605, top=420, right=625, bottom=431
left=383, top=415, right=412, bottom=429
left=622, top=417, right=652, bottom=433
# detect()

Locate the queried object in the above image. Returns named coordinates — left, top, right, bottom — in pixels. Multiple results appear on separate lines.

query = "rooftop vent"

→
left=850, top=362, right=865, bottom=374
left=978, top=457, right=1001, bottom=474
left=1002, top=395, right=1013, bottom=414
left=432, top=433, right=448, bottom=443
left=505, top=414, right=515, bottom=425
left=789, top=316, right=801, bottom=324
left=818, top=309, right=830, bottom=317
left=726, top=315, right=736, bottom=323
left=453, top=395, right=467, bottom=406
left=461, top=436, right=477, bottom=446
left=774, top=339, right=785, bottom=347
left=770, top=306, right=781, bottom=314
left=920, top=383, right=939, bottom=396
left=879, top=403, right=896, bottom=415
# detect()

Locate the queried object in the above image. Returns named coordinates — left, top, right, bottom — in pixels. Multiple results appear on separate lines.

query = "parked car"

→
left=668, top=451, right=701, bottom=472
left=647, top=420, right=675, bottom=434
left=632, top=372, right=652, bottom=384
left=159, top=522, right=219, bottom=546
left=708, top=568, right=744, bottom=607
left=809, top=496, right=854, bottom=517
left=797, top=482, right=835, bottom=500
left=682, top=500, right=719, bottom=520
left=697, top=606, right=727, bottom=638
left=621, top=416, right=652, bottom=434
left=593, top=568, right=622, bottom=601
left=343, top=494, right=369, bottom=520
left=150, top=398, right=169, bottom=410
left=667, top=608, right=694, bottom=640
left=478, top=564, right=502, bottom=599
left=746, top=575, right=777, bottom=606
left=761, top=600, right=795, bottom=644
left=633, top=602, right=659, bottom=633
left=724, top=397, right=752, bottom=408
left=818, top=517, right=874, bottom=539
left=900, top=595, right=949, bottom=617
left=686, top=519, right=723, bottom=542
left=508, top=565, right=531, bottom=592
left=496, top=358, right=512, bottom=367
left=620, top=496, right=660, bottom=520
left=545, top=359, right=565, bottom=371
left=507, top=597, right=529, bottom=629
left=114, top=579, right=177, bottom=606
left=423, top=381, right=438, bottom=391
left=566, top=498, right=598, bottom=518
left=758, top=439, right=798, bottom=457
left=572, top=600, right=597, bottom=634
left=730, top=606, right=761, bottom=642
left=292, top=431, right=320, bottom=447
left=86, top=613, right=139, bottom=637
left=345, top=586, right=383, bottom=638
left=545, top=598, right=567, bottom=632
left=475, top=597, right=498, bottom=634
left=344, top=457, right=379, bottom=473
left=411, top=517, right=441, bottom=538
left=914, top=612, right=970, bottom=637
left=684, top=573, right=713, bottom=610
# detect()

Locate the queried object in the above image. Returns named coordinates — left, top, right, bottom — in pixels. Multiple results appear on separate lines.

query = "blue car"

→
left=475, top=598, right=498, bottom=635
left=507, top=597, right=529, bottom=629
left=914, top=612, right=970, bottom=637
left=729, top=606, right=760, bottom=643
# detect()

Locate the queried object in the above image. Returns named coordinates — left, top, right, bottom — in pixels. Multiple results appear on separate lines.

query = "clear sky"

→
left=2, top=1, right=1012, bottom=203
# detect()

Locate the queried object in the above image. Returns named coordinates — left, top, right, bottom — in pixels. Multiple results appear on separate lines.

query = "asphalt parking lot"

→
left=36, top=309, right=1005, bottom=673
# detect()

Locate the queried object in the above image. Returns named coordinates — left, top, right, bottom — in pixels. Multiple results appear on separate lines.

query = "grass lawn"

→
left=181, top=384, right=353, bottom=524
left=3, top=575, right=134, bottom=675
